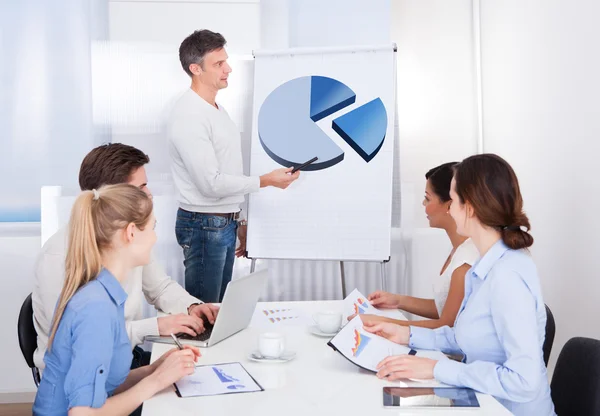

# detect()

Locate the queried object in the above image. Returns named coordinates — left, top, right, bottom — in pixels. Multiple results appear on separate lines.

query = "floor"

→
left=0, top=403, right=33, bottom=416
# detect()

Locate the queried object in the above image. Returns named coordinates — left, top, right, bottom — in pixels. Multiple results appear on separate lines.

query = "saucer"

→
left=308, top=325, right=340, bottom=337
left=248, top=350, right=296, bottom=363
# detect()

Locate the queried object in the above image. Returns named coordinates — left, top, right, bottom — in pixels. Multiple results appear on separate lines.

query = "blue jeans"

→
left=175, top=209, right=238, bottom=303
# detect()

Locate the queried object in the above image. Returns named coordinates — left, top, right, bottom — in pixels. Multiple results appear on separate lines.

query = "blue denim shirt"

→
left=409, top=240, right=556, bottom=416
left=33, top=269, right=132, bottom=415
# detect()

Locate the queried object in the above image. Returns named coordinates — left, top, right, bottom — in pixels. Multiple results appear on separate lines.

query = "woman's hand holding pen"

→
left=148, top=343, right=201, bottom=392
left=149, top=343, right=200, bottom=373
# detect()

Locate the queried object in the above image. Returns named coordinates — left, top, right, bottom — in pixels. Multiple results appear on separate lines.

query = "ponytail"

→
left=47, top=184, right=152, bottom=349
left=48, top=191, right=102, bottom=349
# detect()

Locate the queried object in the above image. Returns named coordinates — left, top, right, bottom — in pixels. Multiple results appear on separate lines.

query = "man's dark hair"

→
left=78, top=143, right=150, bottom=191
left=179, top=29, right=227, bottom=77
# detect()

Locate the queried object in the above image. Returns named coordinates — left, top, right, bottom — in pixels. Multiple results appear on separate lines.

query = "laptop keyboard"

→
left=176, top=321, right=214, bottom=342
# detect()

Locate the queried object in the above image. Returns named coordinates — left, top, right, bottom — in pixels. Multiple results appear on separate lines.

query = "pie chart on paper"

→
left=257, top=76, right=388, bottom=171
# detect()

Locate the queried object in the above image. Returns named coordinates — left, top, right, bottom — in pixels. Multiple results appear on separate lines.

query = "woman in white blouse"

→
left=358, top=162, right=479, bottom=329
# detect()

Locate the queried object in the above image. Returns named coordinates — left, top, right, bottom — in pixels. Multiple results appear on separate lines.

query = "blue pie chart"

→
left=258, top=76, right=387, bottom=171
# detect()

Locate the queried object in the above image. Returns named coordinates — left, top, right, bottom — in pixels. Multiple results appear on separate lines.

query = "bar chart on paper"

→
left=256, top=308, right=310, bottom=326
left=262, top=308, right=299, bottom=324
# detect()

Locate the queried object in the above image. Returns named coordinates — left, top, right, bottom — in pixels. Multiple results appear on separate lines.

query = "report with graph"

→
left=343, top=289, right=406, bottom=321
left=174, top=363, right=263, bottom=398
left=328, top=316, right=448, bottom=372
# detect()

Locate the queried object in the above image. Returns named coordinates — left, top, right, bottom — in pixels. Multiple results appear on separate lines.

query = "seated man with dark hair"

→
left=33, top=143, right=219, bottom=370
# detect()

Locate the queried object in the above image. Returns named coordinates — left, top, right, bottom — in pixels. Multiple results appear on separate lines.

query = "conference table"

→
left=143, top=301, right=511, bottom=415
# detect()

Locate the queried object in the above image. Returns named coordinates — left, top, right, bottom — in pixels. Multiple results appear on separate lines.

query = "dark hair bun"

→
left=501, top=213, right=533, bottom=249
left=501, top=226, right=534, bottom=249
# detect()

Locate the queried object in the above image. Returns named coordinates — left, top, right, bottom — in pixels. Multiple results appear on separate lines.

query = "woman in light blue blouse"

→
left=365, top=154, right=555, bottom=415
left=33, top=184, right=200, bottom=416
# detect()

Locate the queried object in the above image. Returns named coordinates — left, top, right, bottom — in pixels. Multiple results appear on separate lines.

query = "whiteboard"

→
left=247, top=45, right=396, bottom=262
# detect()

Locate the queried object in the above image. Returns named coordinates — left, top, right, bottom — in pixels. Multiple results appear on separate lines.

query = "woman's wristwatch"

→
left=237, top=219, right=248, bottom=226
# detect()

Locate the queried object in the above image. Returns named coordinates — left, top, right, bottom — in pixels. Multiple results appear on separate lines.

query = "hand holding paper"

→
left=368, top=290, right=403, bottom=309
left=327, top=316, right=447, bottom=373
left=349, top=313, right=397, bottom=326
left=343, top=289, right=405, bottom=322
left=362, top=320, right=410, bottom=344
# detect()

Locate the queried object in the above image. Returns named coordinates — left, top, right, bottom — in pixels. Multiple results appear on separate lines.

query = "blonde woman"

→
left=33, top=184, right=200, bottom=416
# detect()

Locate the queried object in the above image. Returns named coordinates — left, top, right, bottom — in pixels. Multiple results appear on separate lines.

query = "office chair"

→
left=543, top=304, right=556, bottom=366
left=17, top=293, right=41, bottom=386
left=551, top=337, right=600, bottom=416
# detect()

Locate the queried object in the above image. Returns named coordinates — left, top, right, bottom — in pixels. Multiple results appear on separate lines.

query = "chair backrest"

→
left=551, top=337, right=600, bottom=416
left=17, top=294, right=38, bottom=369
left=543, top=304, right=556, bottom=366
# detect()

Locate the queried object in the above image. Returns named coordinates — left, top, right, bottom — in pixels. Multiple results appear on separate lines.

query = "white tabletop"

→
left=143, top=301, right=511, bottom=416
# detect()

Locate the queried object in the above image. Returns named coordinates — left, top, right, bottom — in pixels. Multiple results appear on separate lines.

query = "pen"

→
left=170, top=333, right=184, bottom=350
left=290, top=156, right=318, bottom=174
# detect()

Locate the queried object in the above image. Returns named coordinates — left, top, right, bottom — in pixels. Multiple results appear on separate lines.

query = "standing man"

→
left=167, top=30, right=299, bottom=303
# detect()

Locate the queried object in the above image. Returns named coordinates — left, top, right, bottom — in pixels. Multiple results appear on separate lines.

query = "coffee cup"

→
left=313, top=311, right=342, bottom=334
left=258, top=332, right=285, bottom=359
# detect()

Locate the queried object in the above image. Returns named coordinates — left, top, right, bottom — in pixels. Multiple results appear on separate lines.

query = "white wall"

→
left=390, top=0, right=479, bottom=228
left=288, top=0, right=390, bottom=48
left=109, top=0, right=259, bottom=54
left=480, top=0, right=600, bottom=370
left=0, top=226, right=41, bottom=401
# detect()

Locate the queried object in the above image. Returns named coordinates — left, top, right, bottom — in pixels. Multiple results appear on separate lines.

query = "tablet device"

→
left=383, top=386, right=480, bottom=408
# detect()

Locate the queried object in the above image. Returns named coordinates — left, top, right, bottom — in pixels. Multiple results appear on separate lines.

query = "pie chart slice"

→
left=258, top=76, right=356, bottom=171
left=310, top=76, right=356, bottom=122
left=332, top=98, right=387, bottom=163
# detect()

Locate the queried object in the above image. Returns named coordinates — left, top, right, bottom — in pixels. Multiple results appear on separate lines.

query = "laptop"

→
left=145, top=269, right=268, bottom=347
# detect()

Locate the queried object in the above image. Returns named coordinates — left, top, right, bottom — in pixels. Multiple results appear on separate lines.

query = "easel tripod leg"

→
left=340, top=261, right=347, bottom=299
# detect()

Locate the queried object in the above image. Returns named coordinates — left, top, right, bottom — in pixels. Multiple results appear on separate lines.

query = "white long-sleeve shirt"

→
left=32, top=227, right=202, bottom=370
left=167, top=89, right=260, bottom=215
